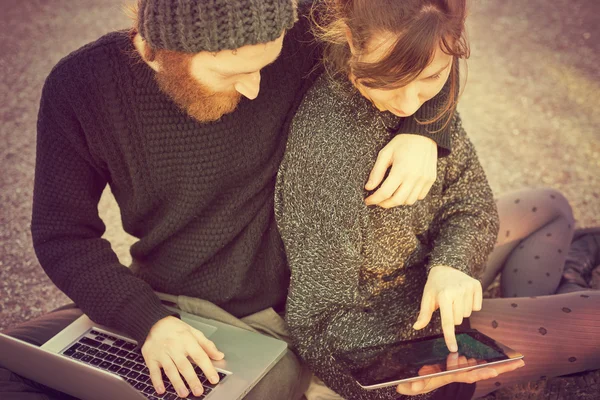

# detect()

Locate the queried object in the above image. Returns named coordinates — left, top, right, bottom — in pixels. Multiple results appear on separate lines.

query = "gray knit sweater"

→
left=275, top=74, right=500, bottom=399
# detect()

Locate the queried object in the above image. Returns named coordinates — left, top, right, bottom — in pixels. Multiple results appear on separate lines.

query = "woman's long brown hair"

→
left=311, top=0, right=470, bottom=130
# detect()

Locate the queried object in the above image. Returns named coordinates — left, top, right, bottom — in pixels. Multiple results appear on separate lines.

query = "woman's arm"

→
left=413, top=114, right=500, bottom=352
left=427, top=115, right=500, bottom=278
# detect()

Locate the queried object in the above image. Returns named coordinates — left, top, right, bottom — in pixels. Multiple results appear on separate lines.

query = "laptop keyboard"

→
left=61, top=329, right=228, bottom=399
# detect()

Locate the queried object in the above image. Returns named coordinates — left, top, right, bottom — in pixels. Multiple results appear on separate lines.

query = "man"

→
left=1, top=0, right=452, bottom=399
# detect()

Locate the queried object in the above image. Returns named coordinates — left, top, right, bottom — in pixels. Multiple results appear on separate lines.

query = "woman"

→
left=275, top=0, right=600, bottom=399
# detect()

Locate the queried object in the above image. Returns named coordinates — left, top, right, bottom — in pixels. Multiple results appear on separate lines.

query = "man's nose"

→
left=234, top=72, right=261, bottom=100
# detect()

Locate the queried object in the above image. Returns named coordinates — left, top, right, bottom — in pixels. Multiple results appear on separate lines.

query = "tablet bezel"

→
left=332, top=329, right=524, bottom=390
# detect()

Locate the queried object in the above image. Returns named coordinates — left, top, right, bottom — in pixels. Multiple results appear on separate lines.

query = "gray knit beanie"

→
left=137, top=0, right=297, bottom=53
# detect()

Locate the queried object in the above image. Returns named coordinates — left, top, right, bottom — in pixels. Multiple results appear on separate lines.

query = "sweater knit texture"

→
left=275, top=74, right=499, bottom=399
left=137, top=0, right=297, bottom=53
left=32, top=23, right=315, bottom=344
left=31, top=5, right=453, bottom=345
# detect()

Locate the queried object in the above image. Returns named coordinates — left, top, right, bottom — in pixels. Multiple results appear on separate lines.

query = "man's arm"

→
left=33, top=71, right=226, bottom=396
left=32, top=71, right=176, bottom=345
left=363, top=69, right=461, bottom=207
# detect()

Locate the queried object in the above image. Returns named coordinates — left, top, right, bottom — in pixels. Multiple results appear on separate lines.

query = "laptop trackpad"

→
left=181, top=316, right=218, bottom=338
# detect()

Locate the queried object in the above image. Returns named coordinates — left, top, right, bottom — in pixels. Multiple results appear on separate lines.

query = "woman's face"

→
left=350, top=33, right=453, bottom=118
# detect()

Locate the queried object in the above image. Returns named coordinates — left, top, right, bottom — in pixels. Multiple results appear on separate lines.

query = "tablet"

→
left=332, top=329, right=524, bottom=390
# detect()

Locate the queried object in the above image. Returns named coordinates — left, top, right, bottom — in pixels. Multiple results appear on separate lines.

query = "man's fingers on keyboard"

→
left=192, top=329, right=224, bottom=361
left=146, top=361, right=166, bottom=394
left=173, top=354, right=203, bottom=397
left=162, top=358, right=190, bottom=398
left=188, top=345, right=220, bottom=385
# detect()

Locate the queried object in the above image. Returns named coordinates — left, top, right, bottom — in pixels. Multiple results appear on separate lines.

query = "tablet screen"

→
left=334, top=331, right=509, bottom=387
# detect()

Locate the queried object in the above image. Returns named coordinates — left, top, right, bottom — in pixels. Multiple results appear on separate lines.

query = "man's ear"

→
left=134, top=33, right=160, bottom=72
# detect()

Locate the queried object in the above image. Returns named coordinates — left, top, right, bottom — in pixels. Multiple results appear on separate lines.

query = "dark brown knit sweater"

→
left=31, top=7, right=453, bottom=345
left=275, top=74, right=500, bottom=399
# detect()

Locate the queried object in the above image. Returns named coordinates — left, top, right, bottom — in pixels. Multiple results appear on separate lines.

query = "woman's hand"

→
left=413, top=265, right=483, bottom=352
left=364, top=134, right=437, bottom=208
left=396, top=353, right=525, bottom=396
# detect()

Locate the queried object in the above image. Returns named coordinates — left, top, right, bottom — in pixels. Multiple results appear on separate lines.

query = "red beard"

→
left=153, top=50, right=242, bottom=122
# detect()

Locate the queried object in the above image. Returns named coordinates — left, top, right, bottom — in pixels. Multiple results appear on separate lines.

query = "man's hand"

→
left=413, top=265, right=483, bottom=352
left=142, top=316, right=224, bottom=398
left=365, top=134, right=437, bottom=208
left=397, top=353, right=525, bottom=395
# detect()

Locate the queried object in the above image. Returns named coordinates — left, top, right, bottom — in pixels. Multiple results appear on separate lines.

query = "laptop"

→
left=0, top=305, right=288, bottom=400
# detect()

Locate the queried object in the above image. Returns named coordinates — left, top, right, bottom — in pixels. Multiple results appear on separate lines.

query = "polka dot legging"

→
left=470, top=188, right=600, bottom=398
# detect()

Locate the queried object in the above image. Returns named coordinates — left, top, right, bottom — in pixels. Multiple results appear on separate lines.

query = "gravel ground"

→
left=0, top=0, right=598, bottom=399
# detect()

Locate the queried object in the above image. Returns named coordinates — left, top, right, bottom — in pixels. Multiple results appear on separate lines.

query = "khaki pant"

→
left=155, top=291, right=314, bottom=399
left=155, top=292, right=343, bottom=400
